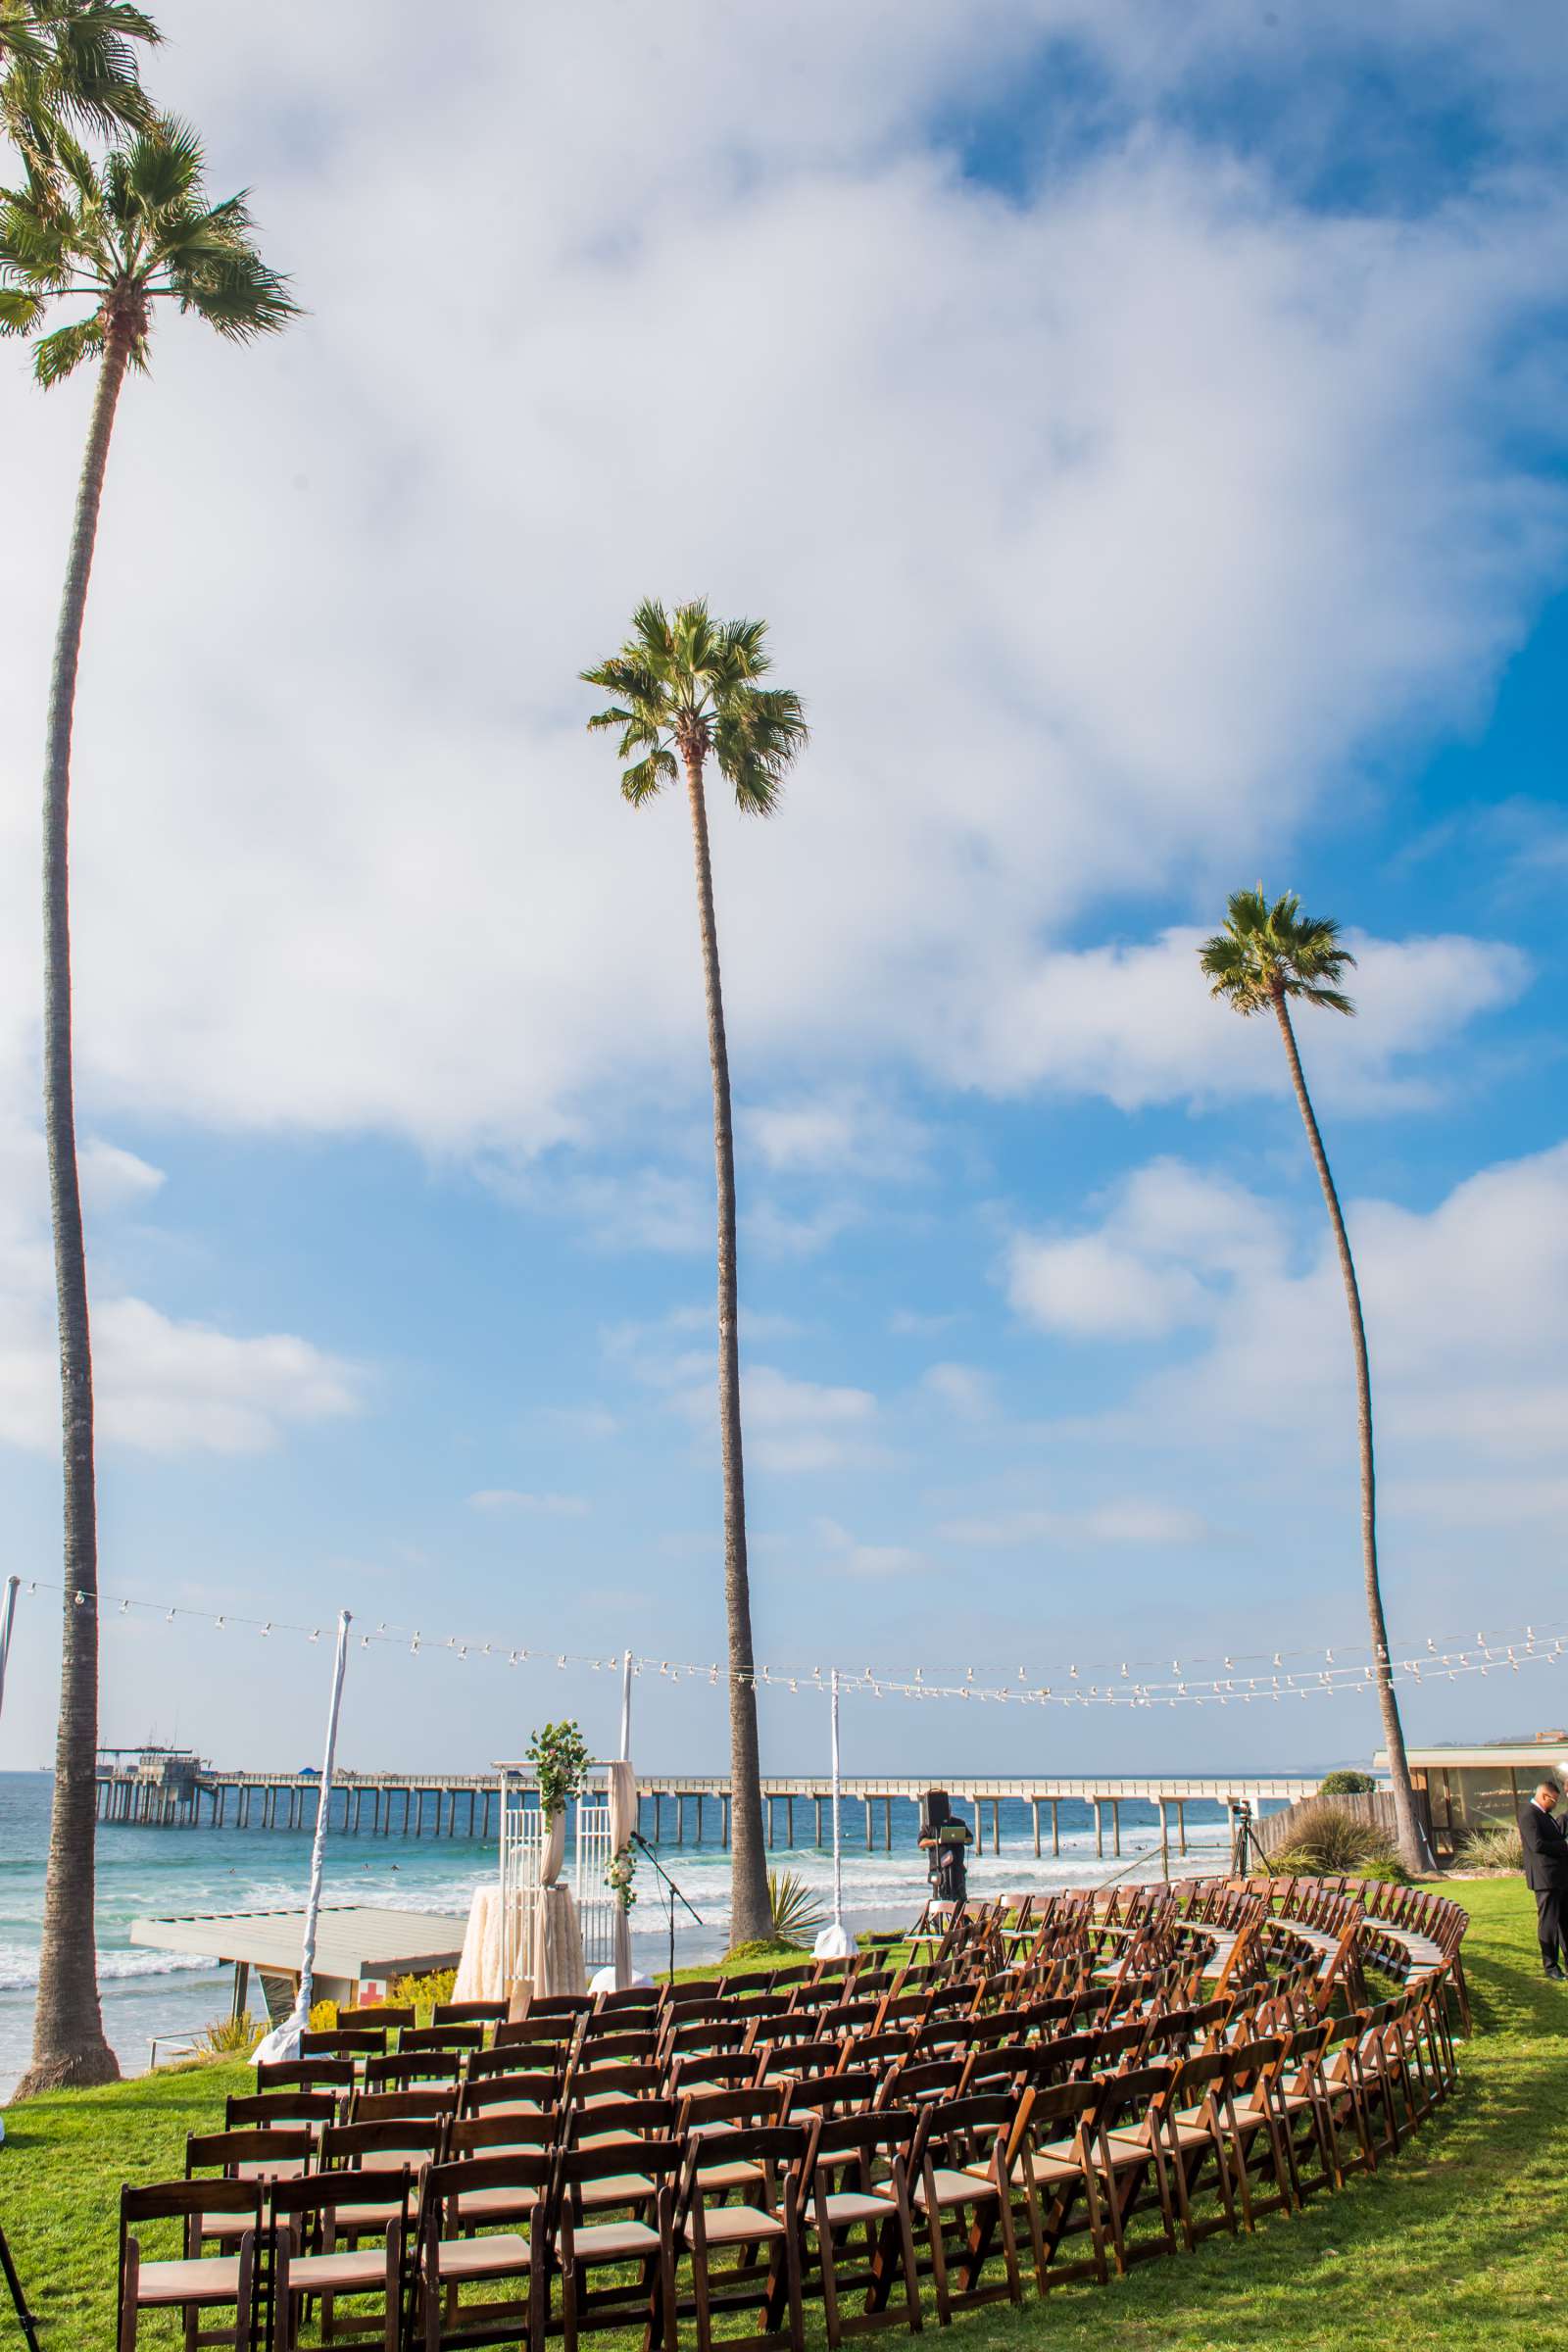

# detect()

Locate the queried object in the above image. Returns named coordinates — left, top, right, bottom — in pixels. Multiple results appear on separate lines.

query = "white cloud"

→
left=1008, top=1158, right=1280, bottom=1337
left=740, top=1367, right=883, bottom=1474
left=1019, top=1141, right=1568, bottom=1530
left=743, top=1091, right=930, bottom=1179
left=918, top=1362, right=997, bottom=1421
left=815, top=1517, right=929, bottom=1580
left=0, top=1113, right=362, bottom=1456
left=976, top=927, right=1529, bottom=1108
left=935, top=1499, right=1213, bottom=1547
left=0, top=8, right=1558, bottom=1177
left=466, top=1490, right=590, bottom=1517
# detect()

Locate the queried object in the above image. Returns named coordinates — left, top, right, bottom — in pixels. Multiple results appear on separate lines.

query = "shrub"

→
left=308, top=1997, right=338, bottom=2032
left=1319, top=1769, right=1377, bottom=1795
left=723, top=1937, right=808, bottom=1967
left=194, top=2011, right=260, bottom=2057
left=1272, top=1794, right=1408, bottom=1880
left=1459, top=1819, right=1524, bottom=1876
left=766, top=1869, right=826, bottom=1942
left=390, top=1969, right=458, bottom=2021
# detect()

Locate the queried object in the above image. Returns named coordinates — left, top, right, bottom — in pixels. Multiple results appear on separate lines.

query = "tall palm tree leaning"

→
left=1199, top=889, right=1432, bottom=1877
left=1, top=118, right=296, bottom=2094
left=582, top=601, right=808, bottom=1949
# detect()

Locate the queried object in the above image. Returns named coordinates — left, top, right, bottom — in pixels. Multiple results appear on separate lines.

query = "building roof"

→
left=1378, top=1744, right=1568, bottom=1771
left=129, top=1906, right=466, bottom=1982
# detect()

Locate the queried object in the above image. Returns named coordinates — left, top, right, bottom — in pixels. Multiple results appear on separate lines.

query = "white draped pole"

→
left=619, top=1648, right=633, bottom=1762
left=254, top=1608, right=352, bottom=2063
left=813, top=1665, right=857, bottom=1958
left=0, top=1576, right=19, bottom=1729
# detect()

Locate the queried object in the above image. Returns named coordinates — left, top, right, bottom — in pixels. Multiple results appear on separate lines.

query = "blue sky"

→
left=0, top=1, right=1564, bottom=1781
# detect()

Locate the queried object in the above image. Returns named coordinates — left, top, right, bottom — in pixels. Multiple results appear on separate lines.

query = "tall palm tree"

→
left=1, top=118, right=296, bottom=2094
left=1199, top=888, right=1432, bottom=1876
left=582, top=600, right=808, bottom=1948
left=1, top=3, right=160, bottom=146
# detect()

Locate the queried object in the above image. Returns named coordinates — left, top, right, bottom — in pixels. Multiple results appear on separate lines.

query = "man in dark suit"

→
left=1519, top=1772, right=1568, bottom=1980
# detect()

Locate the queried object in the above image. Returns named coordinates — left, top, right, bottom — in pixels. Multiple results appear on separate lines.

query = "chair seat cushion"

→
left=686, top=2204, right=786, bottom=2246
left=913, top=2167, right=996, bottom=2212
left=579, top=2173, right=655, bottom=2207
left=692, top=2160, right=764, bottom=2192
left=135, top=2256, right=248, bottom=2307
left=809, top=2191, right=896, bottom=2229
left=286, top=2248, right=391, bottom=2292
left=432, top=2231, right=532, bottom=2280
left=450, top=2184, right=541, bottom=2220
left=569, top=2219, right=662, bottom=2260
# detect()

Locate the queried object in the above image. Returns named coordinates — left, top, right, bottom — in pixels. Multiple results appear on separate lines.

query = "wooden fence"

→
left=1253, top=1788, right=1436, bottom=1859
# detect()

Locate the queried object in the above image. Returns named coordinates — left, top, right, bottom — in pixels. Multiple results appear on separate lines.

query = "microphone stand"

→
left=631, top=1830, right=704, bottom=1984
left=0, top=2220, right=42, bottom=2352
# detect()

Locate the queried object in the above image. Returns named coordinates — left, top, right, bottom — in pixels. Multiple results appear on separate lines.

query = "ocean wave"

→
left=0, top=1944, right=218, bottom=1993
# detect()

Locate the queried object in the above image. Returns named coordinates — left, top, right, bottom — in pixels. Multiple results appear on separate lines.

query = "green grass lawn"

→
left=0, top=1879, right=1556, bottom=2349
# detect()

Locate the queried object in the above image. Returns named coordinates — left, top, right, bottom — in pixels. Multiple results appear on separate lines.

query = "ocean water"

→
left=0, top=1774, right=1243, bottom=2099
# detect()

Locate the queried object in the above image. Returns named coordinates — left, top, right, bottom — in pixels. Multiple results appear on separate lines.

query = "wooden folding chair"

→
left=401, top=2027, right=486, bottom=2059
left=459, top=2069, right=564, bottom=2121
left=303, top=2031, right=388, bottom=2061
left=676, top=2125, right=808, bottom=2352
left=433, top=2001, right=509, bottom=2028
left=908, top=2093, right=1026, bottom=2323
left=337, top=2007, right=416, bottom=2036
left=544, top=2138, right=682, bottom=2352
left=794, top=2109, right=924, bottom=2347
left=223, top=2090, right=340, bottom=2138
left=996, top=2081, right=1107, bottom=2292
left=185, top=2128, right=314, bottom=2257
left=1082, top=2065, right=1179, bottom=2273
left=411, top=2153, right=551, bottom=2351
left=363, top=2053, right=465, bottom=2096
left=117, top=2180, right=263, bottom=2352
left=270, top=2165, right=411, bottom=2352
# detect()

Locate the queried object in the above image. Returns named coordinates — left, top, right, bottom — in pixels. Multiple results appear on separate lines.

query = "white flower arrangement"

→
left=605, top=1847, right=637, bottom=1911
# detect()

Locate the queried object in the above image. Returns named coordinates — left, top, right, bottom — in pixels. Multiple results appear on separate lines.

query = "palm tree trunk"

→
left=1272, top=990, right=1432, bottom=1878
left=16, top=320, right=134, bottom=2097
left=682, top=746, right=772, bottom=1949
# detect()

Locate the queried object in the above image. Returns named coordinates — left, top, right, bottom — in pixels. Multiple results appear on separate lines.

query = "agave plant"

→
left=767, top=1869, right=827, bottom=1943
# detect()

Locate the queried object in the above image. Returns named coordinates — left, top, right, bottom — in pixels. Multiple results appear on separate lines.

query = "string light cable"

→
left=12, top=1578, right=1568, bottom=1711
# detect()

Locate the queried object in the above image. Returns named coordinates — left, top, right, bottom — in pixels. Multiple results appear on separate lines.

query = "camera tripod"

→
left=0, top=2219, right=42, bottom=2350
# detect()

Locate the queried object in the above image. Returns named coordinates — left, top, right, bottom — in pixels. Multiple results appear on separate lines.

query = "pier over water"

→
left=94, top=1748, right=1320, bottom=1858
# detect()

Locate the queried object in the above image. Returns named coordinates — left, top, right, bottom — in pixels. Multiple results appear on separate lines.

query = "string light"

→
left=10, top=1577, right=1568, bottom=1712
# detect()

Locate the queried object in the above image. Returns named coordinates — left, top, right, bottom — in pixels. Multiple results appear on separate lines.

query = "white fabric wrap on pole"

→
left=0, top=1576, right=19, bottom=1728
left=607, top=1759, right=637, bottom=1988
left=813, top=1667, right=857, bottom=1960
left=619, top=1650, right=633, bottom=1762
left=254, top=1608, right=352, bottom=2065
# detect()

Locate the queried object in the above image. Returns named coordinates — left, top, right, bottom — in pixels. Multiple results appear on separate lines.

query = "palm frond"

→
left=621, top=748, right=676, bottom=805
left=1199, top=883, right=1358, bottom=1019
left=31, top=305, right=100, bottom=379
left=585, top=600, right=805, bottom=815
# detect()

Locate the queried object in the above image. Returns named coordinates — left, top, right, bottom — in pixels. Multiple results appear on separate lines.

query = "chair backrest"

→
left=804, top=2105, right=920, bottom=2194
left=400, top=2024, right=485, bottom=2055
left=757, top=2035, right=845, bottom=2081
left=1094, top=2065, right=1174, bottom=2133
left=461, top=2069, right=563, bottom=2115
left=569, top=2061, right=664, bottom=2103
left=321, top=2116, right=448, bottom=2169
left=564, top=2095, right=678, bottom=2143
left=364, top=2050, right=465, bottom=2091
left=683, top=2124, right=808, bottom=2202
left=337, top=2004, right=416, bottom=2033
left=1016, top=2033, right=1099, bottom=2086
left=224, top=2090, right=340, bottom=2132
left=876, top=2057, right=965, bottom=2107
left=186, top=2126, right=314, bottom=2178
left=552, top=2135, right=683, bottom=2218
left=575, top=2027, right=663, bottom=2067
left=434, top=1999, right=509, bottom=2025
left=494, top=2015, right=578, bottom=2057
left=257, top=2057, right=357, bottom=2094
left=421, top=2151, right=555, bottom=2232
left=522, top=1992, right=595, bottom=2020
left=448, top=2111, right=559, bottom=2158
left=121, top=2178, right=262, bottom=2273
left=469, top=2043, right=564, bottom=2084
left=915, top=2091, right=1016, bottom=2171
left=350, top=2088, right=458, bottom=2127
left=593, top=1984, right=662, bottom=2015
left=666, top=2050, right=764, bottom=2096
left=817, top=1999, right=880, bottom=2035
left=1015, top=2079, right=1101, bottom=2140
left=302, top=2028, right=385, bottom=2057
left=665, top=1980, right=725, bottom=2011
left=794, top=2067, right=880, bottom=2118
left=271, top=2164, right=411, bottom=2237
left=675, top=2082, right=789, bottom=2133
